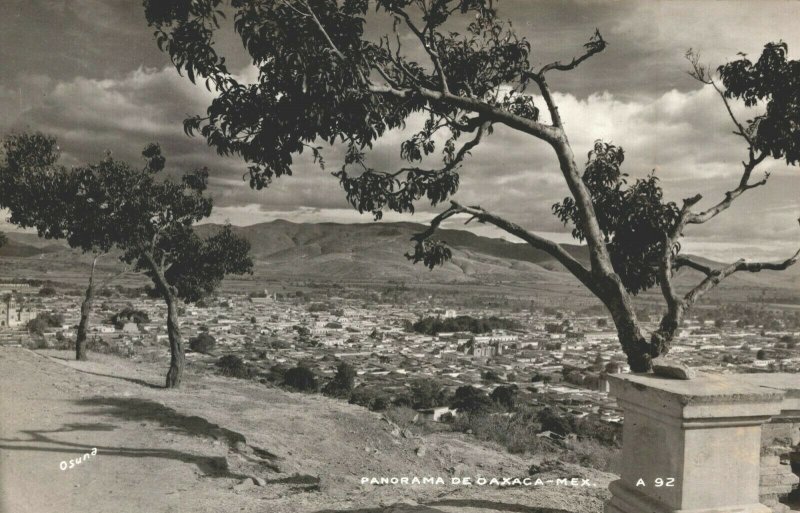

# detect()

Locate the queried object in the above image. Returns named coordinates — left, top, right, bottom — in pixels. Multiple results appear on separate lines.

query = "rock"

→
left=251, top=476, right=267, bottom=486
left=390, top=427, right=401, bottom=437
left=451, top=463, right=470, bottom=477
left=401, top=428, right=414, bottom=439
left=651, top=357, right=696, bottom=380
left=415, top=446, right=426, bottom=457
left=233, top=479, right=253, bottom=492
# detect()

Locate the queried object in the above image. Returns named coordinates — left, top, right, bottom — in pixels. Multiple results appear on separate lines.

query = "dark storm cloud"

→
left=1, top=0, right=799, bottom=260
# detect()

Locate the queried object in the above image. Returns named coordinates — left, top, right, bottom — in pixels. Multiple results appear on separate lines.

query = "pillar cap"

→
left=608, top=373, right=785, bottom=421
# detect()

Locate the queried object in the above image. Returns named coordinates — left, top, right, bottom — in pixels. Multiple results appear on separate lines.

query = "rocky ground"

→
left=0, top=346, right=614, bottom=513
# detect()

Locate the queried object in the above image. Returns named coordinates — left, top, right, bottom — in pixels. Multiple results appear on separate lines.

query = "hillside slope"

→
left=0, top=347, right=613, bottom=513
left=2, top=221, right=798, bottom=293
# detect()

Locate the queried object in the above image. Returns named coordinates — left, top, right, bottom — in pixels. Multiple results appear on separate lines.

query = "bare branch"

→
left=684, top=240, right=800, bottom=307
left=686, top=150, right=770, bottom=225
left=390, top=9, right=449, bottom=94
left=535, top=30, right=607, bottom=76
left=412, top=201, right=599, bottom=295
left=520, top=31, right=606, bottom=129
left=673, top=255, right=718, bottom=276
left=680, top=49, right=774, bottom=228
left=298, top=0, right=345, bottom=60
left=367, top=83, right=561, bottom=143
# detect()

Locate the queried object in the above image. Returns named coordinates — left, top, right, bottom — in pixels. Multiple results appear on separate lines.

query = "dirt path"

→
left=0, top=347, right=612, bottom=513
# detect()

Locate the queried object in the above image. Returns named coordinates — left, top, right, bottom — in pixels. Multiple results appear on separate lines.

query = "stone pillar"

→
left=605, top=373, right=785, bottom=513
left=737, top=374, right=800, bottom=511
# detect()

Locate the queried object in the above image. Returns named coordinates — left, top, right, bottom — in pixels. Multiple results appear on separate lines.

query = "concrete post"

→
left=605, top=373, right=786, bottom=513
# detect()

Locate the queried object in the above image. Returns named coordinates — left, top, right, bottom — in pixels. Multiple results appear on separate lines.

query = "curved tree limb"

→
left=410, top=201, right=599, bottom=295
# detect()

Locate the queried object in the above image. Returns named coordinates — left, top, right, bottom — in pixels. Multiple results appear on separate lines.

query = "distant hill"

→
left=1, top=221, right=797, bottom=294
left=193, top=220, right=590, bottom=285
left=0, top=233, right=64, bottom=257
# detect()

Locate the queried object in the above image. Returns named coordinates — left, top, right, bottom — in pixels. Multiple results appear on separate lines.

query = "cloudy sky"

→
left=1, top=0, right=799, bottom=261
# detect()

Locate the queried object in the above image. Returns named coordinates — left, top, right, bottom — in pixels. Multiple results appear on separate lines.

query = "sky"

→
left=1, top=0, right=799, bottom=262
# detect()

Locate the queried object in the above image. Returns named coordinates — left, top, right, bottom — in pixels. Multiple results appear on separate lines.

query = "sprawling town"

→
left=3, top=279, right=799, bottom=429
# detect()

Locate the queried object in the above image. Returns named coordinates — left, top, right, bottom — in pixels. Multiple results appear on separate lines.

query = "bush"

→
left=491, top=385, right=518, bottom=411
left=559, top=438, right=621, bottom=472
left=383, top=406, right=418, bottom=429
left=283, top=366, right=318, bottom=392
left=349, top=386, right=390, bottom=411
left=409, top=379, right=447, bottom=409
left=451, top=385, right=493, bottom=414
left=26, top=312, right=64, bottom=335
left=215, top=355, right=258, bottom=379
left=189, top=333, right=216, bottom=354
left=38, top=286, right=57, bottom=296
left=451, top=408, right=554, bottom=455
left=322, top=361, right=355, bottom=398
left=110, top=307, right=150, bottom=329
left=537, top=407, right=572, bottom=436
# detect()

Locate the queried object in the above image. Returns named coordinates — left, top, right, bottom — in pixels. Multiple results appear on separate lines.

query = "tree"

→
left=110, top=307, right=151, bottom=329
left=146, top=2, right=800, bottom=371
left=490, top=384, right=517, bottom=411
left=0, top=133, right=130, bottom=361
left=189, top=332, right=217, bottom=354
left=537, top=407, right=572, bottom=436
left=216, top=354, right=257, bottom=379
left=284, top=366, right=319, bottom=391
left=38, top=286, right=57, bottom=297
left=3, top=137, right=253, bottom=386
left=451, top=385, right=492, bottom=414
left=322, top=361, right=356, bottom=397
left=26, top=312, right=65, bottom=336
left=756, top=349, right=768, bottom=360
left=409, top=378, right=447, bottom=409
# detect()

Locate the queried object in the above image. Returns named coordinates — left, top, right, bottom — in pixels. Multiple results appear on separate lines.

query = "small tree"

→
left=491, top=384, right=518, bottom=411
left=2, top=136, right=253, bottom=386
left=284, top=366, right=319, bottom=392
left=189, top=332, right=217, bottom=354
left=322, top=361, right=356, bottom=397
left=409, top=378, right=447, bottom=409
left=147, top=2, right=800, bottom=371
left=451, top=385, right=493, bottom=414
left=0, top=133, right=129, bottom=361
left=102, top=146, right=253, bottom=387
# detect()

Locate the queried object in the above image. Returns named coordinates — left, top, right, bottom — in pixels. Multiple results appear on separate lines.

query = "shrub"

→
left=537, top=407, right=572, bottom=436
left=451, top=385, right=493, bottom=414
left=110, top=307, right=150, bottom=329
left=451, top=408, right=554, bottom=455
left=322, top=361, right=355, bottom=398
left=283, top=366, right=318, bottom=392
left=383, top=406, right=418, bottom=429
left=38, top=286, right=57, bottom=296
left=26, top=312, right=64, bottom=335
left=491, top=385, right=518, bottom=411
left=215, top=355, right=258, bottom=379
left=409, top=379, right=447, bottom=409
left=189, top=333, right=216, bottom=354
left=349, top=386, right=390, bottom=411
left=559, top=438, right=621, bottom=472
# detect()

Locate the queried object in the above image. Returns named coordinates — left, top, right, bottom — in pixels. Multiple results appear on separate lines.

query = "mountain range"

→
left=2, top=221, right=798, bottom=294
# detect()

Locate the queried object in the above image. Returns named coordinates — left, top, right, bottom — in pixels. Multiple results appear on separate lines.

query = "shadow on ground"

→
left=70, top=368, right=165, bottom=389
left=73, top=396, right=282, bottom=472
left=0, top=422, right=244, bottom=479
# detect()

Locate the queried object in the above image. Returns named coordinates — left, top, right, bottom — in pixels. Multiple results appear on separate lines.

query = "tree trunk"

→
left=550, top=138, right=663, bottom=372
left=164, top=291, right=185, bottom=388
left=597, top=275, right=665, bottom=372
left=141, top=251, right=185, bottom=388
left=75, top=257, right=98, bottom=361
